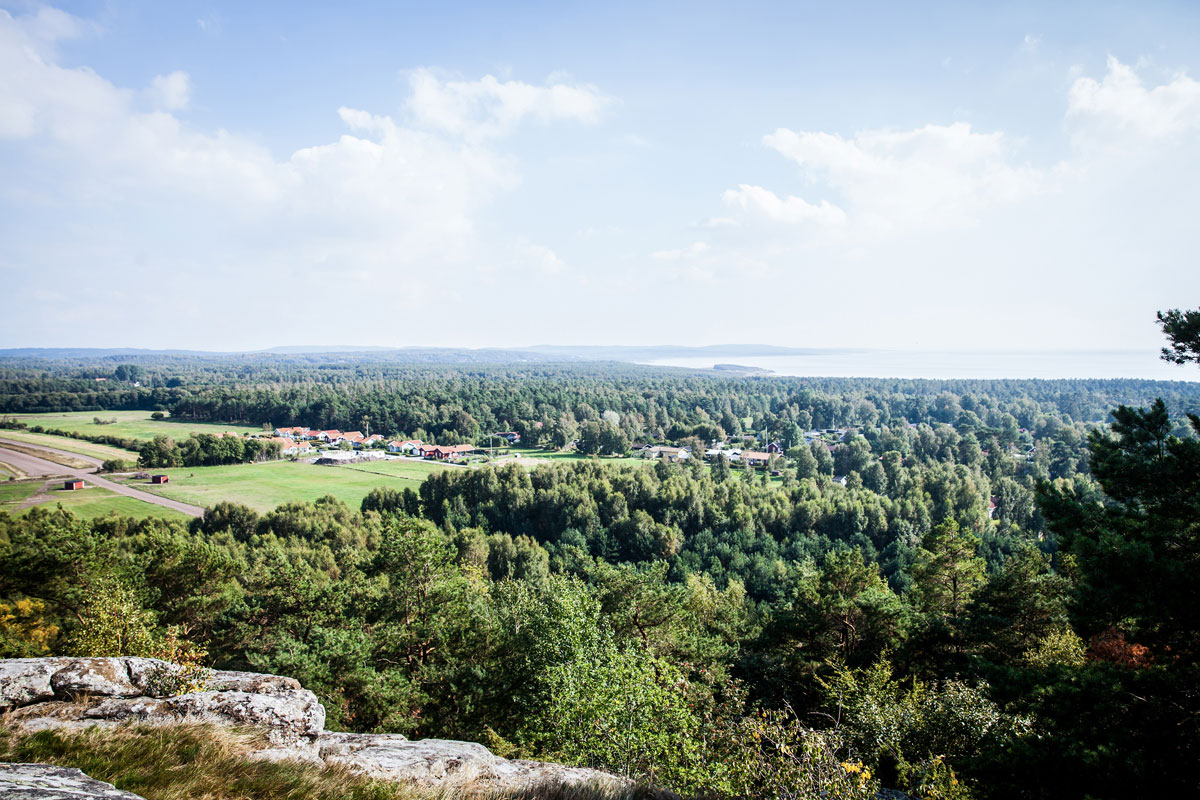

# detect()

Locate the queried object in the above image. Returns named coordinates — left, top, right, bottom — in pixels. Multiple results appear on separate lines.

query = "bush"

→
left=100, top=459, right=134, bottom=473
left=818, top=660, right=1031, bottom=796
left=65, top=577, right=210, bottom=697
left=708, top=706, right=881, bottom=800
left=66, top=576, right=159, bottom=658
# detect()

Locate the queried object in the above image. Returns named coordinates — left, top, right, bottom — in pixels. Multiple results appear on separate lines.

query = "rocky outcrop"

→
left=3, top=658, right=324, bottom=748
left=0, top=763, right=148, bottom=799
left=0, top=657, right=626, bottom=792
left=313, top=732, right=624, bottom=788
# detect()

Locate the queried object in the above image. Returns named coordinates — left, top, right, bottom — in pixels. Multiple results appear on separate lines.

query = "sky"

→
left=1, top=0, right=1199, bottom=354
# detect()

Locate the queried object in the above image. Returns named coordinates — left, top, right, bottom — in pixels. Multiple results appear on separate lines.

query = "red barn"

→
left=151, top=475, right=169, bottom=484
left=64, top=480, right=84, bottom=490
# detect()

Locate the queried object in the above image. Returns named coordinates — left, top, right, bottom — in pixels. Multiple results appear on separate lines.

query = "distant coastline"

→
left=712, top=363, right=775, bottom=375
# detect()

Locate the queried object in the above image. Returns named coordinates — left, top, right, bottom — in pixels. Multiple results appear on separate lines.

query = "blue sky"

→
left=2, top=1, right=1199, bottom=353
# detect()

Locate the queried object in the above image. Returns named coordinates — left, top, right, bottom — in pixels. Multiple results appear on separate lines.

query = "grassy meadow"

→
left=11, top=410, right=262, bottom=442
left=120, top=458, right=448, bottom=513
left=11, top=483, right=192, bottom=522
left=0, top=480, right=41, bottom=510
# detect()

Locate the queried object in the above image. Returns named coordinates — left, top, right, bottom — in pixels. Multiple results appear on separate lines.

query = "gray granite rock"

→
left=49, top=659, right=142, bottom=699
left=0, top=763, right=147, bottom=799
left=317, top=732, right=625, bottom=790
left=79, top=689, right=325, bottom=745
left=0, top=658, right=70, bottom=710
left=205, top=670, right=301, bottom=694
left=318, top=733, right=491, bottom=785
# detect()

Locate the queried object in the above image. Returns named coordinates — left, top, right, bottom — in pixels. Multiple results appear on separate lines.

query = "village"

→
left=266, top=424, right=852, bottom=471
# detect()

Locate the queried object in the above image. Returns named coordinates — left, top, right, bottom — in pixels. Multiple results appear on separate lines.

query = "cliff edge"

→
left=0, top=657, right=626, bottom=793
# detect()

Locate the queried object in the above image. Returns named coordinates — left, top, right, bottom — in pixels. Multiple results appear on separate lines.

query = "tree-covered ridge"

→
left=3, top=319, right=1200, bottom=798
left=2, top=358, right=1199, bottom=444
left=2, top=364, right=1193, bottom=799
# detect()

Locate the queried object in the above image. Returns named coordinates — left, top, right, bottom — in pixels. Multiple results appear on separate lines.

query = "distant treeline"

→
left=2, top=360, right=1199, bottom=449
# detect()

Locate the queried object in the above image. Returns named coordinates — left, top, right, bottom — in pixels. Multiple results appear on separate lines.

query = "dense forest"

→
left=2, top=320, right=1199, bottom=798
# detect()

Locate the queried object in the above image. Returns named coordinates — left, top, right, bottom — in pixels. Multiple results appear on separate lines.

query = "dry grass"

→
left=0, top=722, right=678, bottom=800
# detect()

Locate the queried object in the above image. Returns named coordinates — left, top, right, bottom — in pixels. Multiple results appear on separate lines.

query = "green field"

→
left=11, top=410, right=262, bottom=443
left=0, top=429, right=139, bottom=461
left=0, top=480, right=42, bottom=510
left=8, top=483, right=191, bottom=521
left=120, top=458, right=448, bottom=513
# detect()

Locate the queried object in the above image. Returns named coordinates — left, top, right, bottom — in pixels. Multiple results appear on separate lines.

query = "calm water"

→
left=639, top=350, right=1199, bottom=382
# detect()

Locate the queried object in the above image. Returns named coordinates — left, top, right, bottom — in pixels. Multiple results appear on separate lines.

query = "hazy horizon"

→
left=2, top=342, right=1195, bottom=382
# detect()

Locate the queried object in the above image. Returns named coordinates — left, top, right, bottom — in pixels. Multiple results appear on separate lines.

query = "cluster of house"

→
left=633, top=443, right=784, bottom=467
left=271, top=427, right=478, bottom=461
left=274, top=427, right=385, bottom=449
left=702, top=447, right=780, bottom=466
left=385, top=439, right=476, bottom=461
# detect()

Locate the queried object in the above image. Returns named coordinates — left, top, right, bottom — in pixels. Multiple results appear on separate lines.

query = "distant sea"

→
left=638, top=350, right=1199, bottom=382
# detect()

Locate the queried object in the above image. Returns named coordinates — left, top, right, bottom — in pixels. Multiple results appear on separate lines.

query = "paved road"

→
left=0, top=443, right=204, bottom=518
left=0, top=436, right=106, bottom=468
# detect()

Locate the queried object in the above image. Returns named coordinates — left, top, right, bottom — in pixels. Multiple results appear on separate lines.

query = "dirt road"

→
left=0, top=442, right=204, bottom=518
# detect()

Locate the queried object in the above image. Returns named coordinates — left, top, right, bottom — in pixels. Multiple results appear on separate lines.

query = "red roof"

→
left=421, top=444, right=475, bottom=454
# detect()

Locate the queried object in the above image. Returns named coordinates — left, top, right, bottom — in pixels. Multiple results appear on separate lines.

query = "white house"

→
left=645, top=446, right=690, bottom=462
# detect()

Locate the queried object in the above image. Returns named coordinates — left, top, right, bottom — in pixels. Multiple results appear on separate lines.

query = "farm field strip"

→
left=0, top=440, right=97, bottom=469
left=0, top=428, right=138, bottom=460
left=0, top=460, right=25, bottom=479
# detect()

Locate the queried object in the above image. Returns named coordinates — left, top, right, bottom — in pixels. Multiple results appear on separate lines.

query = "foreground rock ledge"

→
left=0, top=762, right=148, bottom=799
left=0, top=657, right=626, bottom=791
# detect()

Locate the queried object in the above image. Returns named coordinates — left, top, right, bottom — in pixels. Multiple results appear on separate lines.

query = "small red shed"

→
left=151, top=475, right=169, bottom=485
left=64, top=480, right=84, bottom=490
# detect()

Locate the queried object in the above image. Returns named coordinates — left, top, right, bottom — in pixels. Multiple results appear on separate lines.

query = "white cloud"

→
left=405, top=69, right=609, bottom=141
left=1068, top=56, right=1200, bottom=143
left=520, top=242, right=566, bottom=274
left=23, top=5, right=92, bottom=43
left=149, top=71, right=191, bottom=110
left=757, top=122, right=1043, bottom=234
left=722, top=184, right=846, bottom=227
left=651, top=241, right=710, bottom=260
left=710, top=57, right=1199, bottom=243
left=692, top=216, right=740, bottom=230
